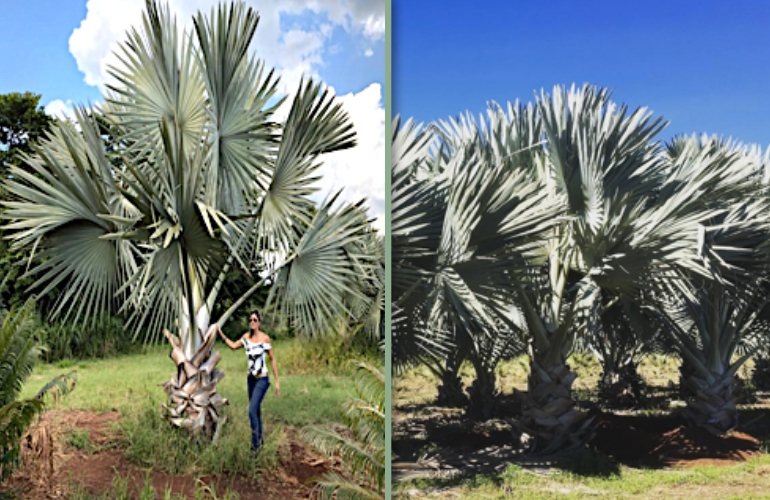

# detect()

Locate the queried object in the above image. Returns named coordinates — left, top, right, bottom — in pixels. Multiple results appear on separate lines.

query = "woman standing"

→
left=217, top=310, right=280, bottom=453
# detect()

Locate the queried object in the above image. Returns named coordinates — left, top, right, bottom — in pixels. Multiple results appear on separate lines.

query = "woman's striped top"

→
left=243, top=336, right=271, bottom=377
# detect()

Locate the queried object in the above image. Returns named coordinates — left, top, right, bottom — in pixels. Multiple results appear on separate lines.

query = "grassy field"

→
left=11, top=336, right=379, bottom=498
left=398, top=456, right=770, bottom=500
left=393, top=355, right=770, bottom=500
left=23, top=337, right=356, bottom=427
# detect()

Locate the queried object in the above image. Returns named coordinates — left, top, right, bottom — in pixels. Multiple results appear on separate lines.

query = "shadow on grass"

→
left=395, top=385, right=770, bottom=485
left=393, top=397, right=621, bottom=482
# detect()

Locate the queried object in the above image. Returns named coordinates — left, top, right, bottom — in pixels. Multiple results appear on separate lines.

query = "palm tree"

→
left=511, top=85, right=770, bottom=452
left=301, top=361, right=384, bottom=500
left=1, top=1, right=377, bottom=437
left=391, top=107, right=564, bottom=418
left=651, top=135, right=770, bottom=432
left=0, top=302, right=73, bottom=482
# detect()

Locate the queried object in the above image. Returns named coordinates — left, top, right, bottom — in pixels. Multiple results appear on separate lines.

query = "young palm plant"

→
left=0, top=302, right=73, bottom=482
left=1, top=1, right=376, bottom=438
left=301, top=361, right=384, bottom=500
left=585, top=297, right=660, bottom=408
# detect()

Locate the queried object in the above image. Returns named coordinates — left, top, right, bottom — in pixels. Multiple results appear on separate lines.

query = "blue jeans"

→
left=247, top=375, right=270, bottom=451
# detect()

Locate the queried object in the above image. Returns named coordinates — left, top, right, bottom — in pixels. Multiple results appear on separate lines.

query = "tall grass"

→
left=118, top=394, right=291, bottom=476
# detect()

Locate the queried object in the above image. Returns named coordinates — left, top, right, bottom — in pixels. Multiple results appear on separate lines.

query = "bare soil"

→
left=591, top=412, right=761, bottom=467
left=5, top=410, right=332, bottom=499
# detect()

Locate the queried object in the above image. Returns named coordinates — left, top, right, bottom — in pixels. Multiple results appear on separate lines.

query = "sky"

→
left=393, top=0, right=770, bottom=147
left=0, top=0, right=385, bottom=228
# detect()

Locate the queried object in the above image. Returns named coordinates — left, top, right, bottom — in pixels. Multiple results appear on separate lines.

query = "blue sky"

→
left=0, top=0, right=385, bottom=227
left=1, top=0, right=383, bottom=106
left=0, top=0, right=98, bottom=104
left=393, top=0, right=770, bottom=146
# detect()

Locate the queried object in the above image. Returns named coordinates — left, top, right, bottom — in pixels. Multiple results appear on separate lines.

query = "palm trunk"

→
left=519, top=353, right=593, bottom=454
left=162, top=326, right=228, bottom=439
left=678, top=362, right=698, bottom=401
left=466, top=354, right=498, bottom=421
left=598, top=360, right=644, bottom=408
left=436, top=350, right=467, bottom=407
left=682, top=370, right=737, bottom=433
left=161, top=267, right=268, bottom=438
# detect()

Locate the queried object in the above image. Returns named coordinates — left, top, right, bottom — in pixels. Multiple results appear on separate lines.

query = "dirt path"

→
left=6, top=410, right=331, bottom=499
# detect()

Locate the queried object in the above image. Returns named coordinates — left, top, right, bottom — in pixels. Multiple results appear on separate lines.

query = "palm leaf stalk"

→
left=656, top=280, right=770, bottom=432
left=1, top=1, right=375, bottom=438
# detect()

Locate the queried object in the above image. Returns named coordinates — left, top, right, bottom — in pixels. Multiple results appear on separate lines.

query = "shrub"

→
left=301, top=361, right=385, bottom=499
left=0, top=302, right=73, bottom=482
left=39, top=315, right=140, bottom=363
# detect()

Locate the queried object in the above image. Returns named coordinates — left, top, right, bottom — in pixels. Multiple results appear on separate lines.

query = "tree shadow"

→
left=394, top=386, right=770, bottom=485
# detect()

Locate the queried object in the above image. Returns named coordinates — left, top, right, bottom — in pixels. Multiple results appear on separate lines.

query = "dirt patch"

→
left=6, top=410, right=333, bottom=499
left=591, top=413, right=761, bottom=467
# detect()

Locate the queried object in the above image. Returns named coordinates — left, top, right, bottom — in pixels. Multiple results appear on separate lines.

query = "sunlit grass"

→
left=396, top=456, right=770, bottom=499
left=22, top=338, right=362, bottom=426
left=18, top=336, right=379, bottom=478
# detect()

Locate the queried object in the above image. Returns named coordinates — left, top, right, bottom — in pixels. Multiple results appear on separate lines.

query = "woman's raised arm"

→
left=217, top=324, right=243, bottom=350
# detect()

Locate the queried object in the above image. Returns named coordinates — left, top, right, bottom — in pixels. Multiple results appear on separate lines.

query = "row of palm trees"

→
left=393, top=84, right=770, bottom=452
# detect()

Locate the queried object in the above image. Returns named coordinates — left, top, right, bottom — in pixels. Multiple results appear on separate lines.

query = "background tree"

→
left=0, top=92, right=52, bottom=176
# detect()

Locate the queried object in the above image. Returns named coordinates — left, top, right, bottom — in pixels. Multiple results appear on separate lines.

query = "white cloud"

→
left=69, top=0, right=144, bottom=88
left=68, top=0, right=384, bottom=91
left=311, top=83, right=384, bottom=231
left=45, top=99, right=77, bottom=121
left=362, top=14, right=385, bottom=40
left=364, top=48, right=373, bottom=57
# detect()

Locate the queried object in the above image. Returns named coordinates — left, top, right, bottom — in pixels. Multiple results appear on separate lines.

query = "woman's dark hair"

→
left=249, top=310, right=261, bottom=321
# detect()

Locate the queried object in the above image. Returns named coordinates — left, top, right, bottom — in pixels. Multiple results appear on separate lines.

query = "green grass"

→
left=396, top=455, right=770, bottom=499
left=22, top=337, right=357, bottom=426
left=20, top=336, right=375, bottom=479
left=66, top=428, right=93, bottom=451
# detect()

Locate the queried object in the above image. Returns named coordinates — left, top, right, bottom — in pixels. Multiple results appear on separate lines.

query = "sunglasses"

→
left=249, top=318, right=259, bottom=322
